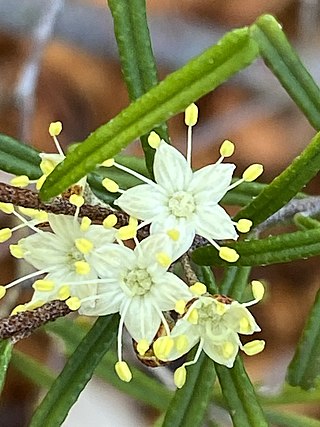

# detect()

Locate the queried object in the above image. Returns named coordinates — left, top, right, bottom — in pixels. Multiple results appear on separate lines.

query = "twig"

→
left=0, top=300, right=71, bottom=343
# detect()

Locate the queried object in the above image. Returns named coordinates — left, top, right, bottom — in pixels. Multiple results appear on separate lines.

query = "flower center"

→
left=123, top=268, right=153, bottom=296
left=168, top=191, right=195, bottom=218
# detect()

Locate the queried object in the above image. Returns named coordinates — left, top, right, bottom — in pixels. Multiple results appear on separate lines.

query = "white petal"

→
left=122, top=296, right=161, bottom=343
left=224, top=302, right=261, bottom=334
left=149, top=272, right=193, bottom=311
left=86, top=225, right=116, bottom=246
left=194, top=204, right=238, bottom=241
left=202, top=331, right=239, bottom=367
left=114, top=184, right=167, bottom=221
left=163, top=318, right=200, bottom=361
left=79, top=282, right=124, bottom=316
left=48, top=214, right=81, bottom=243
left=154, top=142, right=193, bottom=192
left=190, top=163, right=235, bottom=203
left=93, top=244, right=135, bottom=277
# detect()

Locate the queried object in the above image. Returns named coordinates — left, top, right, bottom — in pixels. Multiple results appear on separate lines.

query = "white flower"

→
left=12, top=214, right=117, bottom=312
left=153, top=281, right=265, bottom=388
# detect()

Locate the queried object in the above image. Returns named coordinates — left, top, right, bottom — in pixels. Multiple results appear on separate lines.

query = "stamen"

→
left=190, top=282, right=207, bottom=296
left=167, top=229, right=180, bottom=241
left=115, top=361, right=132, bottom=383
left=75, top=238, right=94, bottom=254
left=187, top=308, right=198, bottom=324
left=69, top=194, right=84, bottom=208
left=0, top=228, right=12, bottom=243
left=48, top=121, right=64, bottom=156
left=0, top=203, right=14, bottom=214
left=103, top=214, right=117, bottom=228
left=239, top=317, right=252, bottom=333
left=219, top=139, right=235, bottom=158
left=153, top=336, right=174, bottom=360
left=80, top=216, right=91, bottom=231
left=102, top=177, right=119, bottom=193
left=155, top=252, right=172, bottom=268
left=242, top=164, right=263, bottom=182
left=5, top=269, right=50, bottom=290
left=128, top=217, right=138, bottom=228
left=152, top=303, right=172, bottom=336
left=36, top=175, right=47, bottom=190
left=10, top=175, right=30, bottom=188
left=185, top=103, right=198, bottom=166
left=101, top=158, right=115, bottom=167
left=148, top=131, right=161, bottom=149
left=117, top=299, right=131, bottom=363
left=58, top=285, right=71, bottom=300
left=175, top=299, right=186, bottom=314
left=66, top=296, right=81, bottom=311
left=11, top=304, right=27, bottom=315
left=113, top=161, right=157, bottom=187
left=242, top=340, right=265, bottom=356
left=222, top=341, right=235, bottom=358
left=74, top=260, right=91, bottom=275
left=32, top=279, right=55, bottom=292
left=40, top=158, right=56, bottom=175
left=12, top=210, right=42, bottom=234
left=9, top=244, right=24, bottom=259
left=219, top=247, right=239, bottom=263
left=183, top=338, right=204, bottom=368
left=136, top=339, right=149, bottom=356
left=117, top=225, right=137, bottom=241
left=236, top=219, right=253, bottom=233
left=251, top=280, right=265, bottom=302
left=174, top=365, right=187, bottom=389
left=0, top=286, right=6, bottom=299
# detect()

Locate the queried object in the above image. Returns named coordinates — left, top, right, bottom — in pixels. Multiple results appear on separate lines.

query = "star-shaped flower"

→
left=153, top=281, right=265, bottom=388
left=113, top=104, right=262, bottom=261
left=77, top=233, right=193, bottom=382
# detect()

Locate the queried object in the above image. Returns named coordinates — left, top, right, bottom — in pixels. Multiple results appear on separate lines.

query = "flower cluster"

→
left=0, top=105, right=265, bottom=387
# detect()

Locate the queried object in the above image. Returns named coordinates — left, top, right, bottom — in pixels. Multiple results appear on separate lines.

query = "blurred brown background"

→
left=0, top=0, right=320, bottom=425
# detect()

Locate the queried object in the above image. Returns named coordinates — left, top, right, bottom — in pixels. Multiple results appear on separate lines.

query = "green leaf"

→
left=46, top=318, right=172, bottom=412
left=108, top=0, right=169, bottom=174
left=40, top=27, right=259, bottom=200
left=192, top=227, right=320, bottom=267
left=294, top=213, right=320, bottom=230
left=219, top=266, right=251, bottom=300
left=30, top=315, right=118, bottom=427
left=197, top=266, right=218, bottom=294
left=234, top=131, right=320, bottom=227
left=0, top=340, right=12, bottom=394
left=215, top=357, right=267, bottom=427
left=287, top=289, right=320, bottom=389
left=250, top=15, right=320, bottom=130
left=0, top=134, right=41, bottom=179
left=162, top=351, right=216, bottom=427
left=264, top=408, right=320, bottom=427
left=11, top=349, right=55, bottom=389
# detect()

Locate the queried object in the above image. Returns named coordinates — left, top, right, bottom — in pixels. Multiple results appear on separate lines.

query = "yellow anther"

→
left=0, top=203, right=14, bottom=214
left=66, top=296, right=81, bottom=311
left=188, top=308, right=199, bottom=324
left=220, top=139, right=235, bottom=157
left=190, top=282, right=207, bottom=296
left=128, top=217, right=138, bottom=228
left=175, top=335, right=189, bottom=353
left=242, top=164, right=263, bottom=182
left=174, top=366, right=187, bottom=389
left=219, top=247, right=239, bottom=263
left=18, top=207, right=37, bottom=217
left=58, top=285, right=71, bottom=300
left=75, top=238, right=94, bottom=254
left=115, top=361, right=132, bottom=382
left=117, top=225, right=137, bottom=240
left=148, top=131, right=161, bottom=149
left=137, top=339, right=149, bottom=356
left=101, top=158, right=115, bottom=167
left=36, top=174, right=47, bottom=190
left=10, top=175, right=30, bottom=188
left=74, top=260, right=91, bottom=275
left=102, top=177, right=119, bottom=193
left=49, top=121, right=62, bottom=136
left=242, top=340, right=265, bottom=356
left=167, top=229, right=180, bottom=241
left=216, top=301, right=227, bottom=315
left=32, top=280, right=55, bottom=292
left=11, top=304, right=26, bottom=315
left=156, top=252, right=172, bottom=268
left=0, top=286, right=6, bottom=299
left=103, top=214, right=117, bottom=228
left=175, top=299, right=186, bottom=315
left=40, top=158, right=56, bottom=175
left=251, top=280, right=265, bottom=301
left=9, top=244, right=24, bottom=259
left=69, top=194, right=84, bottom=208
left=80, top=216, right=91, bottom=231
left=153, top=337, right=174, bottom=360
left=222, top=341, right=235, bottom=358
left=239, top=317, right=252, bottom=333
left=0, top=228, right=12, bottom=243
left=236, top=219, right=253, bottom=233
left=184, top=103, right=198, bottom=127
